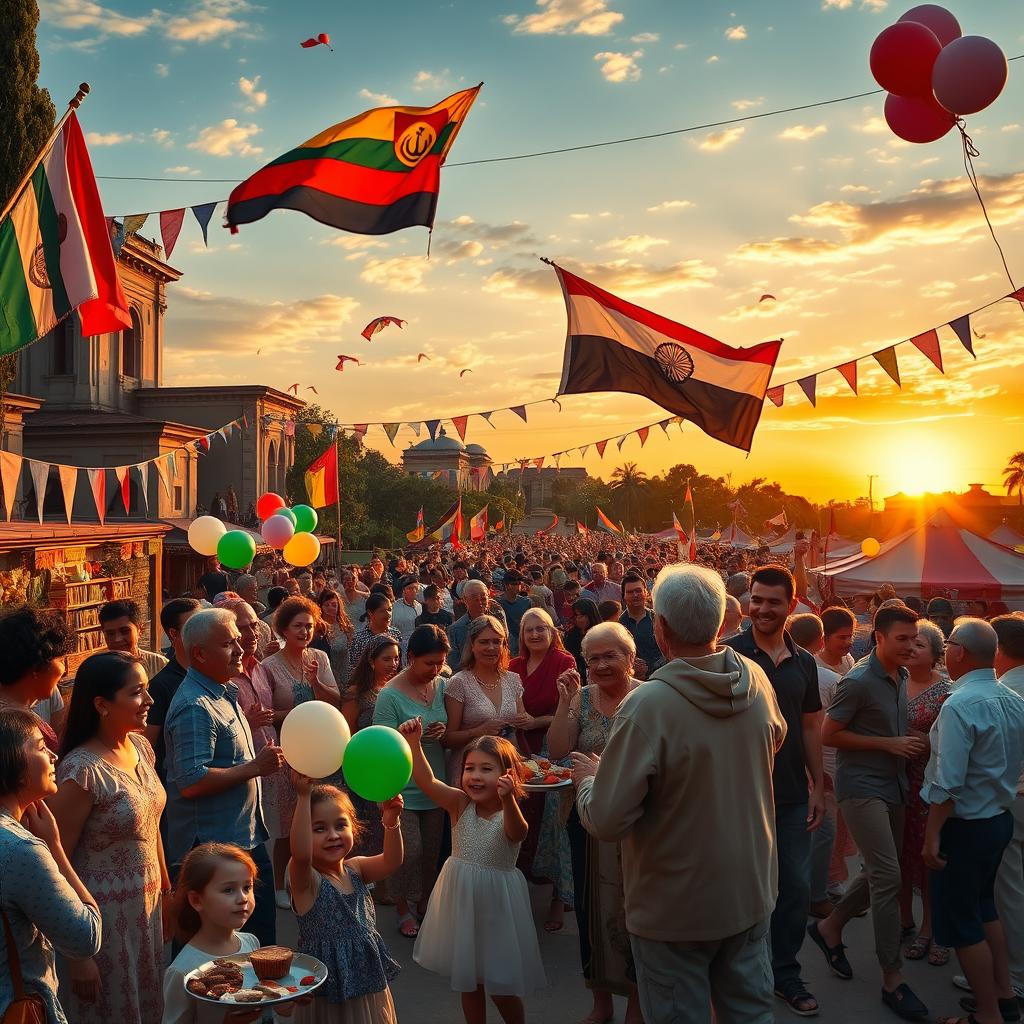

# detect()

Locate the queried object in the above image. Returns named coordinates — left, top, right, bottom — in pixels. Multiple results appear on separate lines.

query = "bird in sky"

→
left=417, top=353, right=431, bottom=362
left=286, top=383, right=299, bottom=394
left=759, top=293, right=776, bottom=303
left=306, top=386, right=319, bottom=394
left=459, top=368, right=473, bottom=377
left=336, top=355, right=361, bottom=371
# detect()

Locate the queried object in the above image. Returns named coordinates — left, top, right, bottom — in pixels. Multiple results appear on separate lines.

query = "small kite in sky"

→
left=306, top=386, right=319, bottom=394
left=459, top=368, right=473, bottom=378
left=417, top=353, right=431, bottom=363
left=973, top=328, right=987, bottom=339
left=336, top=355, right=361, bottom=371
left=300, top=33, right=332, bottom=50
left=759, top=293, right=776, bottom=303
left=286, top=383, right=299, bottom=395
left=361, top=316, right=406, bottom=341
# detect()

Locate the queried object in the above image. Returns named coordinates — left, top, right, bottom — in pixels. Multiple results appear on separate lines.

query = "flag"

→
left=304, top=443, right=338, bottom=508
left=688, top=526, right=697, bottom=562
left=576, top=521, right=590, bottom=535
left=0, top=112, right=130, bottom=358
left=406, top=505, right=425, bottom=543
left=550, top=263, right=780, bottom=451
left=595, top=507, right=622, bottom=534
left=493, top=515, right=505, bottom=533
left=672, top=510, right=686, bottom=543
left=226, top=86, right=481, bottom=236
left=470, top=504, right=488, bottom=542
left=765, top=510, right=788, bottom=530
left=428, top=497, right=462, bottom=544
left=537, top=513, right=559, bottom=536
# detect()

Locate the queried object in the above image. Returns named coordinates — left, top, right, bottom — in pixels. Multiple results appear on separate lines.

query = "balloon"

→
left=280, top=701, right=351, bottom=779
left=932, top=36, right=1008, bottom=115
left=884, top=92, right=955, bottom=144
left=260, top=514, right=295, bottom=549
left=317, top=32, right=330, bottom=44
left=870, top=22, right=941, bottom=97
left=898, top=5, right=961, bottom=48
left=217, top=529, right=257, bottom=570
left=861, top=537, right=881, bottom=558
left=188, top=515, right=226, bottom=556
left=273, top=506, right=298, bottom=527
left=284, top=532, right=321, bottom=567
left=256, top=492, right=285, bottom=520
left=292, top=504, right=318, bottom=533
left=342, top=726, right=413, bottom=802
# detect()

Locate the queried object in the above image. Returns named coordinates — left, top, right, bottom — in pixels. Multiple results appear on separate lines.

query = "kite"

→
left=974, top=328, right=987, bottom=339
left=287, top=383, right=300, bottom=395
left=759, top=293, right=776, bottom=302
left=361, top=316, right=406, bottom=341
left=306, top=386, right=319, bottom=394
left=417, top=353, right=431, bottom=362
left=300, top=33, right=332, bottom=50
left=459, top=368, right=473, bottom=378
left=336, top=355, right=361, bottom=371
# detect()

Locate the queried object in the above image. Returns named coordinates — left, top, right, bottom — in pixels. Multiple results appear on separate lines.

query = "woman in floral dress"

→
left=314, top=588, right=355, bottom=690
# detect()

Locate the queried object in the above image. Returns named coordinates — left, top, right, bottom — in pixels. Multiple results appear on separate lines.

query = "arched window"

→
left=52, top=318, right=75, bottom=375
left=120, top=308, right=142, bottom=378
left=267, top=439, right=278, bottom=494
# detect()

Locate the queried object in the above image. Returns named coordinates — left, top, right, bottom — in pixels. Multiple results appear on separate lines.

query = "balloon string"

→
left=958, top=119, right=1020, bottom=304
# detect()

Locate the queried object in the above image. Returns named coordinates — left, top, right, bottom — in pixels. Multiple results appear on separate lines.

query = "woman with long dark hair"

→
left=312, top=587, right=355, bottom=690
left=564, top=599, right=601, bottom=679
left=48, top=652, right=168, bottom=1024
left=349, top=593, right=403, bottom=669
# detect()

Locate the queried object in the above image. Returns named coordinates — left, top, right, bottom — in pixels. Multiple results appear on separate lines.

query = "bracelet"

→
left=383, top=820, right=401, bottom=830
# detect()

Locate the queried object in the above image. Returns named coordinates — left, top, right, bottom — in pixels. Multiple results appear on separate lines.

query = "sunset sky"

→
left=35, top=0, right=1024, bottom=503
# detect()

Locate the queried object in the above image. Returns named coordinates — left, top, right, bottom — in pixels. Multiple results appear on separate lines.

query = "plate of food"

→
left=523, top=758, right=573, bottom=791
left=183, top=947, right=327, bottom=1007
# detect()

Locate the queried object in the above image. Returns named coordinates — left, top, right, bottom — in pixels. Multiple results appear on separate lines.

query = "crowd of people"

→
left=1, top=529, right=1023, bottom=1024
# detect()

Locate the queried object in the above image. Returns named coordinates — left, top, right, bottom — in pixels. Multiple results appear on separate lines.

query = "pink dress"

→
left=445, top=669, right=523, bottom=784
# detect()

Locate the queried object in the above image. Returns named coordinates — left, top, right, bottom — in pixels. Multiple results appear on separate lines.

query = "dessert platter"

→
left=522, top=758, right=573, bottom=792
left=184, top=946, right=328, bottom=1006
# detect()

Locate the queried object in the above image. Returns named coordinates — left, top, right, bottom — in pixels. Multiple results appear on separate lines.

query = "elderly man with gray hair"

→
left=572, top=564, right=787, bottom=1023
left=446, top=578, right=508, bottom=668
left=922, top=617, right=1024, bottom=1024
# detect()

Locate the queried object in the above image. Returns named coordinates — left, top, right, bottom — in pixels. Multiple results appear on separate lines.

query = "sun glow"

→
left=876, top=431, right=975, bottom=499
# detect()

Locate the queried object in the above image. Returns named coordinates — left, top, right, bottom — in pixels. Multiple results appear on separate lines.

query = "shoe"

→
left=774, top=984, right=820, bottom=1017
left=274, top=889, right=290, bottom=909
left=954, top=975, right=973, bottom=993
left=959, top=994, right=1022, bottom=1022
left=806, top=921, right=853, bottom=980
left=881, top=983, right=929, bottom=1021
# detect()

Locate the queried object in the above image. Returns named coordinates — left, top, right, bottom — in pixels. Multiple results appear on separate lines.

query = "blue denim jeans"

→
left=773, top=802, right=812, bottom=989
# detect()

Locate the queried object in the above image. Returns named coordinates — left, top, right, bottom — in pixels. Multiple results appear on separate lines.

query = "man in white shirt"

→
left=99, top=598, right=168, bottom=680
left=818, top=607, right=857, bottom=676
left=391, top=575, right=422, bottom=657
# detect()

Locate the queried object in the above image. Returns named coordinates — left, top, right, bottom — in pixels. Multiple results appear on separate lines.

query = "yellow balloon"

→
left=861, top=537, right=881, bottom=557
left=280, top=701, right=351, bottom=779
left=284, top=531, right=321, bottom=567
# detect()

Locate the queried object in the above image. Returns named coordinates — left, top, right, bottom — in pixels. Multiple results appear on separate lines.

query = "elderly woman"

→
left=549, top=621, right=643, bottom=1024
left=0, top=708, right=101, bottom=1024
left=899, top=618, right=951, bottom=966
left=510, top=608, right=578, bottom=931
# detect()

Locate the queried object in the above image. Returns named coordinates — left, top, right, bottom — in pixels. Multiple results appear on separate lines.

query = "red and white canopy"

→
left=818, top=511, right=1024, bottom=605
left=990, top=521, right=1024, bottom=549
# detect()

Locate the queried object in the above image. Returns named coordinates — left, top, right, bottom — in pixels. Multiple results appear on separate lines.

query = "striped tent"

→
left=818, top=511, right=1024, bottom=606
left=990, top=520, right=1024, bottom=549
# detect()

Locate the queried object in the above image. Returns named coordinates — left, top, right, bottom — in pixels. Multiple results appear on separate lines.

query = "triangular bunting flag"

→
left=159, top=208, right=186, bottom=259
left=873, top=347, right=901, bottom=387
left=123, top=213, right=148, bottom=236
left=426, top=419, right=440, bottom=441
left=154, top=455, right=172, bottom=500
left=408, top=422, right=422, bottom=437
left=56, top=464, right=77, bottom=524
left=29, top=461, right=49, bottom=524
left=797, top=375, right=817, bottom=407
left=352, top=424, right=368, bottom=441
left=637, top=426, right=650, bottom=447
left=451, top=415, right=469, bottom=441
left=115, top=466, right=131, bottom=513
left=518, top=460, right=528, bottom=472
left=533, top=457, right=544, bottom=470
left=510, top=405, right=528, bottom=422
left=135, top=464, right=148, bottom=513
left=88, top=468, right=106, bottom=524
left=479, top=411, right=496, bottom=429
left=580, top=445, right=590, bottom=458
left=658, top=419, right=671, bottom=435
left=0, top=451, right=22, bottom=521
left=198, top=435, right=211, bottom=451
left=909, top=329, right=943, bottom=373
left=836, top=361, right=858, bottom=394
left=595, top=439, right=607, bottom=458
left=166, top=449, right=177, bottom=478
left=191, top=202, right=218, bottom=245
left=616, top=435, right=627, bottom=451
left=766, top=385, right=785, bottom=407
left=948, top=315, right=975, bottom=358
left=383, top=423, right=400, bottom=445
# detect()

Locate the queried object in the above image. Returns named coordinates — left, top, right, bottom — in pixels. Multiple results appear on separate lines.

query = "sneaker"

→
left=953, top=975, right=972, bottom=993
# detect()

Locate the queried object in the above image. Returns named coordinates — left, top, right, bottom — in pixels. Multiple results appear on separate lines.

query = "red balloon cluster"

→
left=870, top=5, right=1008, bottom=144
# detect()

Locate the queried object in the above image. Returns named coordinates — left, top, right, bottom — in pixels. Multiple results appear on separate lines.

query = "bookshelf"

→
left=47, top=576, right=133, bottom=677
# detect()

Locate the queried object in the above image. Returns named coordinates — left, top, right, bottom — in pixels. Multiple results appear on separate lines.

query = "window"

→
left=173, top=485, right=183, bottom=512
left=52, top=319, right=74, bottom=375
left=120, top=308, right=142, bottom=378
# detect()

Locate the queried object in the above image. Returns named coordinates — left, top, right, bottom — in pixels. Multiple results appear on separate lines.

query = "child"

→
left=398, top=719, right=546, bottom=1024
left=288, top=773, right=404, bottom=1022
left=163, top=843, right=295, bottom=1024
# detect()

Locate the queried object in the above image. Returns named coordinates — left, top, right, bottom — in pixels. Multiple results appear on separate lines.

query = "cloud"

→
left=442, top=216, right=536, bottom=246
left=778, top=124, right=827, bottom=141
left=413, top=69, right=452, bottom=91
left=238, top=75, right=266, bottom=109
left=165, top=0, right=254, bottom=42
left=359, top=87, right=399, bottom=106
left=839, top=184, right=873, bottom=193
left=321, top=236, right=389, bottom=252
left=154, top=63, right=169, bottom=76
left=698, top=126, right=744, bottom=151
left=85, top=131, right=135, bottom=146
left=361, top=255, right=431, bottom=292
left=569, top=211, right=612, bottom=220
left=646, top=199, right=694, bottom=214
left=600, top=234, right=668, bottom=255
left=631, top=31, right=659, bottom=42
left=150, top=128, right=174, bottom=147
left=505, top=0, right=624, bottom=36
left=1002, top=124, right=1021, bottom=133
left=164, top=165, right=201, bottom=175
left=673, top=41, right=689, bottom=50
left=593, top=50, right=643, bottom=82
left=39, top=0, right=158, bottom=38
left=706, top=54, right=720, bottom=64
left=188, top=119, right=262, bottom=157
left=724, top=25, right=747, bottom=40
left=856, top=115, right=887, bottom=134
left=731, top=96, right=764, bottom=111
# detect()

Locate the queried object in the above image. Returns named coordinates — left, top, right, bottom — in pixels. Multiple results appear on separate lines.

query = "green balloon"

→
left=292, top=504, right=318, bottom=533
left=342, top=726, right=413, bottom=802
left=217, top=529, right=256, bottom=570
left=273, top=507, right=297, bottom=527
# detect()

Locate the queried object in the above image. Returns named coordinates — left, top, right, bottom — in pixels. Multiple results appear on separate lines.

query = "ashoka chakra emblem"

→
left=654, top=342, right=695, bottom=383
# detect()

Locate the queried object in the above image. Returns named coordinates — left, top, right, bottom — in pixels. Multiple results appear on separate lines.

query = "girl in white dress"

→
left=397, top=719, right=546, bottom=1024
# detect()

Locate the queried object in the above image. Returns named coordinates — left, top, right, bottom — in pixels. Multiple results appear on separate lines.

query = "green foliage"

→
left=550, top=475, right=613, bottom=525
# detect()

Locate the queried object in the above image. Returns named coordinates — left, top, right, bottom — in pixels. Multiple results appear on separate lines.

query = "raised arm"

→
left=396, top=718, right=466, bottom=816
left=547, top=670, right=582, bottom=761
left=351, top=796, right=405, bottom=883
left=498, top=774, right=528, bottom=844
left=287, top=773, right=317, bottom=914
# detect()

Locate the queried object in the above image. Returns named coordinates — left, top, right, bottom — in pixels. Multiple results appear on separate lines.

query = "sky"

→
left=34, top=0, right=1024, bottom=504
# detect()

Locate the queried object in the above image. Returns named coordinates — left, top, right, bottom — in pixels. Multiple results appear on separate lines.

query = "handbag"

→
left=1, top=909, right=47, bottom=1024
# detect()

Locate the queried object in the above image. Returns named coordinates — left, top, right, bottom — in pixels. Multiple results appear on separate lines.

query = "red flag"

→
left=304, top=443, right=339, bottom=507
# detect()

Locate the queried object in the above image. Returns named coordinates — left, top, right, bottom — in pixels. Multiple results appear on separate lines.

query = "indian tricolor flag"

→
left=0, top=112, right=130, bottom=357
left=551, top=264, right=781, bottom=452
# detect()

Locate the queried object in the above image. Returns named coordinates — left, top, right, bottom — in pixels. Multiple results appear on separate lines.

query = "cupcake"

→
left=248, top=946, right=293, bottom=981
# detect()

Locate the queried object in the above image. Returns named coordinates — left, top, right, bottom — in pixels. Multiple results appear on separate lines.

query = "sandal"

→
left=959, top=995, right=1021, bottom=1022
left=929, top=944, right=951, bottom=967
left=397, top=912, right=419, bottom=937
left=545, top=899, right=565, bottom=933
left=774, top=984, right=819, bottom=1017
left=905, top=934, right=931, bottom=960
left=806, top=921, right=853, bottom=980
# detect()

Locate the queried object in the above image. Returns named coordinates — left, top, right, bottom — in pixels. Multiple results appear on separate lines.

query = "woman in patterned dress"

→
left=548, top=622, right=643, bottom=1024
left=898, top=619, right=951, bottom=966
left=314, top=588, right=355, bottom=691
left=349, top=595, right=404, bottom=671
left=49, top=652, right=169, bottom=1024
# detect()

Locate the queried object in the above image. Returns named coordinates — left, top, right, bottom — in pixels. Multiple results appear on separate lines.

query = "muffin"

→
left=248, top=946, right=294, bottom=981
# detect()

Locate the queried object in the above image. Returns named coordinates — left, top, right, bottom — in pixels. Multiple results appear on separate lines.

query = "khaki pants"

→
left=834, top=798, right=905, bottom=972
left=995, top=795, right=1024, bottom=990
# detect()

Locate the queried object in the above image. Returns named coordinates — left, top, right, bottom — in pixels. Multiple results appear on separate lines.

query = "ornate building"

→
left=401, top=429, right=492, bottom=491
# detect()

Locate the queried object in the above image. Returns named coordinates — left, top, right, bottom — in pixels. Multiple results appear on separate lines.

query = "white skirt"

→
left=413, top=857, right=547, bottom=997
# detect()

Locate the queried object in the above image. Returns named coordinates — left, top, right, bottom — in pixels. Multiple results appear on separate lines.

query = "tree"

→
left=550, top=475, right=613, bottom=526
left=1004, top=451, right=1024, bottom=506
left=610, top=462, right=649, bottom=530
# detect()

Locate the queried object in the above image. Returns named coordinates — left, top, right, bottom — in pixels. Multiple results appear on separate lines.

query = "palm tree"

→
left=610, top=462, right=650, bottom=530
left=1004, top=451, right=1024, bottom=506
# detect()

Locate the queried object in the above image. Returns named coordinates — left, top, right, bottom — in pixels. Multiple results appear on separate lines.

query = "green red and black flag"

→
left=226, top=86, right=481, bottom=236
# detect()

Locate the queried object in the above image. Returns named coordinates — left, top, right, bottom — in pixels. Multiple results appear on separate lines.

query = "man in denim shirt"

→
left=165, top=608, right=285, bottom=945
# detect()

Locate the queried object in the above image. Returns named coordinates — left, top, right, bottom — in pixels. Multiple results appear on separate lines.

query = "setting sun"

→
left=876, top=429, right=978, bottom=499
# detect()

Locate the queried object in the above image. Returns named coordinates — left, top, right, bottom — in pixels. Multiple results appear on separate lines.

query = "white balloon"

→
left=188, top=515, right=226, bottom=556
left=280, top=700, right=351, bottom=779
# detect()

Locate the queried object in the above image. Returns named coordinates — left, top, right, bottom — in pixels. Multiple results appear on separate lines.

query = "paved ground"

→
left=276, top=873, right=973, bottom=1023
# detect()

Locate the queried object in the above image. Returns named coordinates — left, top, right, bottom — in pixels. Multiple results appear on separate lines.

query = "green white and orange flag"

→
left=304, top=443, right=338, bottom=508
left=0, top=112, right=130, bottom=357
left=407, top=506, right=425, bottom=543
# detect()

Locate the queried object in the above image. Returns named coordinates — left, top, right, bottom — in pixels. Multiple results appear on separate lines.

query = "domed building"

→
left=401, top=428, right=492, bottom=491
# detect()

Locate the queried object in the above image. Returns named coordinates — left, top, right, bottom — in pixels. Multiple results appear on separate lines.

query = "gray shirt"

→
left=827, top=651, right=909, bottom=804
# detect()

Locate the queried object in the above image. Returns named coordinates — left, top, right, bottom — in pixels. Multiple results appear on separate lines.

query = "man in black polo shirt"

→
left=723, top=565, right=825, bottom=1016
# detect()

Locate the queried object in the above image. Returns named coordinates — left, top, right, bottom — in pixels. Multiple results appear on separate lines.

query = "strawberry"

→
left=300, top=976, right=315, bottom=986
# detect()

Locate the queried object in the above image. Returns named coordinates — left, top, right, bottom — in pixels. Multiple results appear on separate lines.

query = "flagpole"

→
left=0, top=83, right=90, bottom=224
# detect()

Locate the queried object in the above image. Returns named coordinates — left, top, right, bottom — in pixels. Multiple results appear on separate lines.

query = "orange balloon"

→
left=861, top=537, right=881, bottom=558
left=284, top=532, right=321, bottom=567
